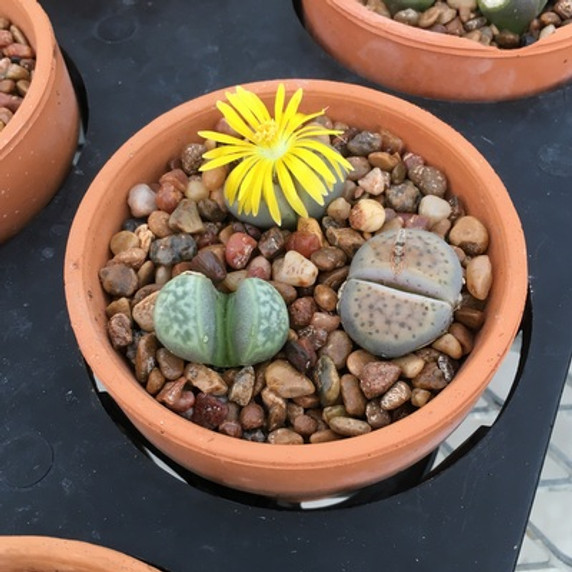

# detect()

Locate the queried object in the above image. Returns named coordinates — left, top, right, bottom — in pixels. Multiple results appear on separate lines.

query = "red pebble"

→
left=285, top=230, right=321, bottom=259
left=155, top=182, right=183, bottom=214
left=191, top=393, right=229, bottom=429
left=225, top=232, right=257, bottom=269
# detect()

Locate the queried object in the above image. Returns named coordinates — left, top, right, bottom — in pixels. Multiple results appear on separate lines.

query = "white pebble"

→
left=127, top=183, right=157, bottom=218
left=272, top=250, right=319, bottom=287
left=418, top=195, right=452, bottom=227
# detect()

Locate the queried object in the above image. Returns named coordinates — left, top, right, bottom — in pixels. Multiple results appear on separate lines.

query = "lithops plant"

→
left=338, top=228, right=463, bottom=358
left=477, top=0, right=548, bottom=34
left=154, top=272, right=289, bottom=367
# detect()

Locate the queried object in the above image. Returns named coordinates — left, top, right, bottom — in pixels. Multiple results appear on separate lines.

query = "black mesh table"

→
left=1, top=1, right=571, bottom=570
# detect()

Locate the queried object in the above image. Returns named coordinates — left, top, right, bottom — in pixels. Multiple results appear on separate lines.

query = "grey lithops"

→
left=338, top=229, right=463, bottom=358
left=154, top=272, right=289, bottom=367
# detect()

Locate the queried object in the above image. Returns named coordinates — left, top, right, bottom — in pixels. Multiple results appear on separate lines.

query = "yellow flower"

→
left=198, top=84, right=352, bottom=226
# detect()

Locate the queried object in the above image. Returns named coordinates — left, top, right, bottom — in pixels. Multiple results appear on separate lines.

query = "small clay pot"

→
left=0, top=0, right=80, bottom=243
left=301, top=0, right=572, bottom=101
left=64, top=79, right=527, bottom=500
left=0, top=536, right=159, bottom=571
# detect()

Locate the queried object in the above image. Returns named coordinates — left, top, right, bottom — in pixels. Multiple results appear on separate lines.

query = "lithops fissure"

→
left=338, top=229, right=463, bottom=358
left=154, top=272, right=289, bottom=367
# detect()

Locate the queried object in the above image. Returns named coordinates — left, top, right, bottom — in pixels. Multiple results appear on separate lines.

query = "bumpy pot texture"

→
left=0, top=0, right=80, bottom=243
left=0, top=536, right=159, bottom=571
left=64, top=79, right=527, bottom=500
left=301, top=0, right=572, bottom=101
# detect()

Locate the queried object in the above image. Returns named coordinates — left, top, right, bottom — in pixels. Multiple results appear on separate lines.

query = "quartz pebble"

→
left=128, top=184, right=157, bottom=218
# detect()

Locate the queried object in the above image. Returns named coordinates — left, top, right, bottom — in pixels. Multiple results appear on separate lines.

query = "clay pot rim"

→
left=322, top=0, right=572, bottom=57
left=0, top=535, right=158, bottom=571
left=65, top=78, right=527, bottom=475
left=0, top=0, right=58, bottom=156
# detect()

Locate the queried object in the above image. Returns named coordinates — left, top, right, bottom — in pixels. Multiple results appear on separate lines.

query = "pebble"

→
left=328, top=416, right=372, bottom=437
left=346, top=349, right=377, bottom=377
left=99, top=264, right=139, bottom=297
left=432, top=333, right=463, bottom=360
left=111, top=247, right=147, bottom=270
left=185, top=176, right=209, bottom=201
left=132, top=290, right=159, bottom=332
left=239, top=402, right=265, bottom=430
left=454, top=306, right=485, bottom=330
left=202, top=165, right=228, bottom=191
left=380, top=381, right=412, bottom=410
left=313, top=284, right=337, bottom=312
left=289, top=296, right=317, bottom=329
left=128, top=184, right=157, bottom=218
left=191, top=393, right=228, bottom=429
left=324, top=227, right=366, bottom=258
left=313, top=354, right=341, bottom=406
left=181, top=143, right=207, bottom=175
left=149, top=234, right=197, bottom=265
left=412, top=361, right=447, bottom=391
left=169, top=199, right=205, bottom=234
left=349, top=198, right=385, bottom=233
left=184, top=363, right=228, bottom=396
left=359, top=361, right=402, bottom=399
left=156, top=378, right=195, bottom=414
left=418, top=195, right=452, bottom=226
left=189, top=249, right=227, bottom=282
left=267, top=428, right=304, bottom=445
left=285, top=338, right=317, bottom=373
left=449, top=322, right=474, bottom=354
left=326, top=197, right=352, bottom=221
left=394, top=8, right=420, bottom=26
left=346, top=156, right=371, bottom=181
left=385, top=181, right=421, bottom=212
left=156, top=348, right=185, bottom=380
left=109, top=231, right=139, bottom=255
left=310, top=245, right=347, bottom=272
left=411, top=388, right=432, bottom=408
left=135, top=334, right=158, bottom=383
left=358, top=167, right=390, bottom=196
left=449, top=215, right=489, bottom=255
left=146, top=368, right=166, bottom=396
left=286, top=230, right=322, bottom=258
left=106, top=297, right=131, bottom=320
left=156, top=184, right=183, bottom=214
left=555, top=0, right=572, bottom=19
left=107, top=313, right=132, bottom=349
left=272, top=250, right=319, bottom=287
left=391, top=353, right=425, bottom=378
left=365, top=401, right=392, bottom=429
left=258, top=227, right=286, bottom=259
left=340, top=373, right=367, bottom=417
left=346, top=130, right=382, bottom=156
left=265, top=359, right=316, bottom=398
left=466, top=254, right=493, bottom=300
left=368, top=151, right=401, bottom=172
left=319, top=330, right=353, bottom=369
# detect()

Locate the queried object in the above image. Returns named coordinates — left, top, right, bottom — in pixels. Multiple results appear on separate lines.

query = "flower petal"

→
left=224, top=155, right=259, bottom=205
left=198, top=130, right=251, bottom=147
left=275, top=160, right=310, bottom=218
left=289, top=146, right=337, bottom=186
left=236, top=86, right=271, bottom=124
left=274, top=83, right=286, bottom=126
left=283, top=154, right=328, bottom=204
left=217, top=101, right=255, bottom=141
left=297, top=139, right=352, bottom=179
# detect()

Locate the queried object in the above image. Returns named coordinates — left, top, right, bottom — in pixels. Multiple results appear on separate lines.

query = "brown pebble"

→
left=135, top=334, right=159, bottom=384
left=228, top=365, right=255, bottom=407
left=365, top=401, right=392, bottom=429
left=380, top=381, right=412, bottom=410
left=313, top=284, right=338, bottom=312
left=328, top=416, right=371, bottom=437
left=265, top=359, right=316, bottom=398
left=99, top=264, right=139, bottom=297
left=146, top=368, right=166, bottom=396
left=156, top=348, right=185, bottom=380
left=449, top=216, right=489, bottom=255
left=412, top=361, right=447, bottom=391
left=346, top=349, right=378, bottom=377
left=107, top=313, right=132, bottom=349
left=132, top=290, right=159, bottom=332
left=239, top=402, right=265, bottom=430
left=359, top=361, right=402, bottom=399
left=319, top=329, right=353, bottom=369
left=156, top=377, right=195, bottom=413
left=267, top=428, right=304, bottom=445
left=184, top=363, right=228, bottom=395
left=340, top=374, right=367, bottom=417
left=466, top=254, right=492, bottom=300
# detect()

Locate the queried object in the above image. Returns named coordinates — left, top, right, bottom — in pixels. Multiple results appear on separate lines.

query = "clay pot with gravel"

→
left=64, top=79, right=527, bottom=500
left=0, top=0, right=80, bottom=243
left=301, top=0, right=572, bottom=101
left=0, top=536, right=159, bottom=571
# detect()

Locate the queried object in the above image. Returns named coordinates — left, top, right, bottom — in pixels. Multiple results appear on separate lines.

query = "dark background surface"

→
left=1, top=1, right=571, bottom=570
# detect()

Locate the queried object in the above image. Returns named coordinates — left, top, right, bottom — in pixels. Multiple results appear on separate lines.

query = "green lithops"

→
left=477, top=0, right=548, bottom=34
left=338, top=229, right=463, bottom=359
left=154, top=272, right=289, bottom=367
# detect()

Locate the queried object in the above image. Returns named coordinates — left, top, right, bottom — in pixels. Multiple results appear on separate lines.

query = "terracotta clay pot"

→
left=64, top=79, right=527, bottom=500
left=0, top=536, right=159, bottom=571
left=301, top=0, right=572, bottom=101
left=0, top=0, right=80, bottom=243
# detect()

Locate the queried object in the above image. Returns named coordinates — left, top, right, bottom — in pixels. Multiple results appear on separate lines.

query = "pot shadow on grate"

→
left=87, top=293, right=531, bottom=513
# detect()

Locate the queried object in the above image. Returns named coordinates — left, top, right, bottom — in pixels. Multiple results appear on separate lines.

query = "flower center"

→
left=253, top=119, right=288, bottom=160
